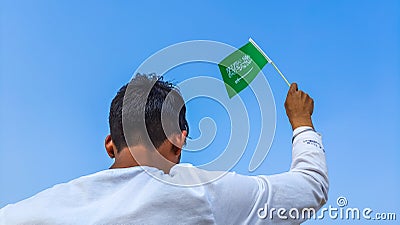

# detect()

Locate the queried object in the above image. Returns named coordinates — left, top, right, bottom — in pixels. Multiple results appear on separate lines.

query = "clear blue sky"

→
left=1, top=0, right=399, bottom=224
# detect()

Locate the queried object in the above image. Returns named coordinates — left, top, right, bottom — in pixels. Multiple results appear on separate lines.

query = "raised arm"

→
left=252, top=83, right=328, bottom=223
left=209, top=83, right=328, bottom=224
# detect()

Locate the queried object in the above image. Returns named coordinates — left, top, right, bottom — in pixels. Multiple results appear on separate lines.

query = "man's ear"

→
left=105, top=135, right=116, bottom=158
left=169, top=130, right=187, bottom=155
left=180, top=130, right=188, bottom=147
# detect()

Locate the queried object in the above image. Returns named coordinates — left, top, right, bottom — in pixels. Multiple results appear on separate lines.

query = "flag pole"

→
left=248, top=38, right=291, bottom=87
left=270, top=61, right=290, bottom=87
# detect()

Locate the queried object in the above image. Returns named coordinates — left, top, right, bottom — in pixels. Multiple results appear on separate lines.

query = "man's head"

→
left=105, top=74, right=189, bottom=171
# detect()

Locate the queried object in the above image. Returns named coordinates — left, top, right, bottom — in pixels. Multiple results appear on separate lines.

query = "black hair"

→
left=109, top=74, right=189, bottom=152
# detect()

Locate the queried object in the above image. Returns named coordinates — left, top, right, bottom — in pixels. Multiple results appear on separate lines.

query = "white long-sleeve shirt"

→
left=0, top=127, right=328, bottom=224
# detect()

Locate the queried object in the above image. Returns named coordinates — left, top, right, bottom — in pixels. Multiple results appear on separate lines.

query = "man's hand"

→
left=284, top=83, right=314, bottom=130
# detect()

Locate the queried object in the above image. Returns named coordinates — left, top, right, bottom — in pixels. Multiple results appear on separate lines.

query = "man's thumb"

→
left=290, top=83, right=298, bottom=92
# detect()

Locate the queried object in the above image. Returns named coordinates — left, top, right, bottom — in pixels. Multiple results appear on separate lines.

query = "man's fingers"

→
left=289, top=83, right=298, bottom=92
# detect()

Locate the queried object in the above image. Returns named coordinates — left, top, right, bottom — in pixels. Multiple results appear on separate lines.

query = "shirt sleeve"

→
left=210, top=126, right=328, bottom=225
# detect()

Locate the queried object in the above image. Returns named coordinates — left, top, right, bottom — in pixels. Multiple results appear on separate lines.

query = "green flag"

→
left=218, top=39, right=270, bottom=98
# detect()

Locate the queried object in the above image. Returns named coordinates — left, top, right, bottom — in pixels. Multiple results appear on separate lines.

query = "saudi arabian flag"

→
left=218, top=38, right=271, bottom=98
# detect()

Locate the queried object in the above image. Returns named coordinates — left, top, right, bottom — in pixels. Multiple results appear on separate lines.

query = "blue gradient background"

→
left=1, top=1, right=399, bottom=224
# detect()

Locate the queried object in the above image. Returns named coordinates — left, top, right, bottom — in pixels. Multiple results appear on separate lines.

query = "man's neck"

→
left=109, top=146, right=176, bottom=174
